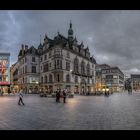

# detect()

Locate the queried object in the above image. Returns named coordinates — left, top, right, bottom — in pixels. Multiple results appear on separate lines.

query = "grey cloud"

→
left=0, top=10, right=140, bottom=76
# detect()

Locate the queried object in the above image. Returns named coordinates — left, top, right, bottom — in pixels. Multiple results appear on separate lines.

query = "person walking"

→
left=56, top=91, right=59, bottom=102
left=63, top=90, right=67, bottom=103
left=58, top=90, right=61, bottom=102
left=18, top=89, right=25, bottom=105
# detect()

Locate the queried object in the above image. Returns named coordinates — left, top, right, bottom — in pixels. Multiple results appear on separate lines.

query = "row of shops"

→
left=9, top=83, right=95, bottom=94
left=0, top=84, right=124, bottom=94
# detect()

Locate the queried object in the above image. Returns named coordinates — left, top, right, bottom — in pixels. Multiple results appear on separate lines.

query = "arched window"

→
left=74, top=57, right=79, bottom=73
left=66, top=74, right=70, bottom=82
left=41, top=76, right=43, bottom=83
left=57, top=74, right=60, bottom=82
left=81, top=61, right=85, bottom=74
left=87, top=63, right=90, bottom=75
left=45, top=75, right=47, bottom=83
left=49, top=74, right=53, bottom=83
left=75, top=76, right=78, bottom=83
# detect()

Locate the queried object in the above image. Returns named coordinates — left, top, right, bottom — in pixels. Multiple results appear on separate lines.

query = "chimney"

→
left=21, top=44, right=24, bottom=55
left=25, top=45, right=28, bottom=52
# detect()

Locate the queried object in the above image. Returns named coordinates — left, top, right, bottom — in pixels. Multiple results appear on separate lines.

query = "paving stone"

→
left=0, top=93, right=140, bottom=130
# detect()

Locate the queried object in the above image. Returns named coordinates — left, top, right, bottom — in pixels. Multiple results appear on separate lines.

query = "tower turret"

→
left=68, top=21, right=73, bottom=41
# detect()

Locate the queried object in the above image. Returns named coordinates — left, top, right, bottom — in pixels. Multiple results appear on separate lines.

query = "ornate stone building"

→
left=17, top=22, right=96, bottom=94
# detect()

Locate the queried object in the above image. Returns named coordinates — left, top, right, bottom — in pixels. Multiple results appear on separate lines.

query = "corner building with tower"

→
left=16, top=22, right=96, bottom=94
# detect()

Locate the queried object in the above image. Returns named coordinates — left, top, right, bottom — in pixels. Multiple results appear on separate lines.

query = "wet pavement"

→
left=0, top=93, right=140, bottom=130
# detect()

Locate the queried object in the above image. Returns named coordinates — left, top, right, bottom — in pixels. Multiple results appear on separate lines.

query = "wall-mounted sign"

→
left=0, top=53, right=10, bottom=84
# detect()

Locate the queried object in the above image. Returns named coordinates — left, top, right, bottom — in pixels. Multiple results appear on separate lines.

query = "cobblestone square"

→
left=0, top=93, right=140, bottom=130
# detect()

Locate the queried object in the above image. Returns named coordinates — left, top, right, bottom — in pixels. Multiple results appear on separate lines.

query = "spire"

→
left=57, top=30, right=60, bottom=35
left=70, top=20, right=72, bottom=28
left=74, top=36, right=77, bottom=42
left=68, top=20, right=73, bottom=40
left=40, top=34, right=41, bottom=44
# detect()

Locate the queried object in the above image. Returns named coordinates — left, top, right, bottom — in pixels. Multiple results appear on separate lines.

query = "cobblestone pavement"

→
left=0, top=93, right=140, bottom=130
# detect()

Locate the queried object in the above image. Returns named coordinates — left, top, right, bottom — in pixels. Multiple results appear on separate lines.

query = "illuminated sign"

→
left=0, top=53, right=10, bottom=84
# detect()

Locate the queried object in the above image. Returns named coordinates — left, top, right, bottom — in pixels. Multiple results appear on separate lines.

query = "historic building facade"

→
left=95, top=64, right=110, bottom=91
left=16, top=22, right=96, bottom=94
left=10, top=62, right=19, bottom=93
left=102, top=67, right=124, bottom=92
left=17, top=45, right=40, bottom=93
left=131, top=74, right=140, bottom=91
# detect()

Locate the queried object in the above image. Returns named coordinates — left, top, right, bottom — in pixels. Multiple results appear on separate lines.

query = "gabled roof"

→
left=38, top=43, right=43, bottom=49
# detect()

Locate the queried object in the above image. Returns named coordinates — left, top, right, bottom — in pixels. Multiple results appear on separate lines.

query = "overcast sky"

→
left=0, top=10, right=140, bottom=76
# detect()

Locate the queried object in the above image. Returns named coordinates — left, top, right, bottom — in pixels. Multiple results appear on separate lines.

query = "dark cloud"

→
left=0, top=10, right=140, bottom=76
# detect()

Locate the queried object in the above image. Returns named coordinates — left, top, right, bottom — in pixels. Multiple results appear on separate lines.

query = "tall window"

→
left=23, top=67, right=24, bottom=74
left=75, top=76, right=78, bottom=83
left=54, top=60, right=56, bottom=69
left=81, top=61, right=85, bottom=74
left=66, top=62, right=70, bottom=71
left=25, top=65, right=27, bottom=73
left=32, top=57, right=35, bottom=62
left=41, top=76, right=43, bottom=83
left=67, top=51, right=70, bottom=58
left=32, top=66, right=36, bottom=73
left=57, top=74, right=60, bottom=82
left=49, top=63, right=51, bottom=67
left=74, top=57, right=79, bottom=73
left=40, top=57, right=42, bottom=62
left=49, top=74, right=53, bottom=83
left=43, top=63, right=49, bottom=72
left=45, top=75, right=47, bottom=83
left=87, top=63, right=90, bottom=75
left=55, top=60, right=62, bottom=69
left=44, top=54, right=47, bottom=60
left=49, top=51, right=51, bottom=58
left=87, top=78, right=90, bottom=84
left=66, top=74, right=70, bottom=82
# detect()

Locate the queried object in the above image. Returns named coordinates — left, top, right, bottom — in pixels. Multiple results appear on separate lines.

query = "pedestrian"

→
left=58, top=90, right=61, bottom=102
left=18, top=89, right=25, bottom=105
left=63, top=90, right=67, bottom=103
left=56, top=91, right=58, bottom=102
left=56, top=90, right=60, bottom=103
left=8, top=88, right=10, bottom=95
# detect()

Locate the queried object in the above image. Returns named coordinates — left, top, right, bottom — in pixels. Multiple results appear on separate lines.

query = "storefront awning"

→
left=0, top=82, right=11, bottom=86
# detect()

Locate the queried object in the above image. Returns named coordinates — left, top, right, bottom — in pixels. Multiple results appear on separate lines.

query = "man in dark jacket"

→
left=63, top=90, right=67, bottom=103
left=56, top=90, right=60, bottom=102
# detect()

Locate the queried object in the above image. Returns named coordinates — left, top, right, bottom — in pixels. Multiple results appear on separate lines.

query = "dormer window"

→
left=32, top=57, right=35, bottom=62
left=32, top=49, right=35, bottom=54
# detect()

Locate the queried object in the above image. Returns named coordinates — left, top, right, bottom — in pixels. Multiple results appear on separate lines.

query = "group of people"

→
left=56, top=89, right=67, bottom=103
